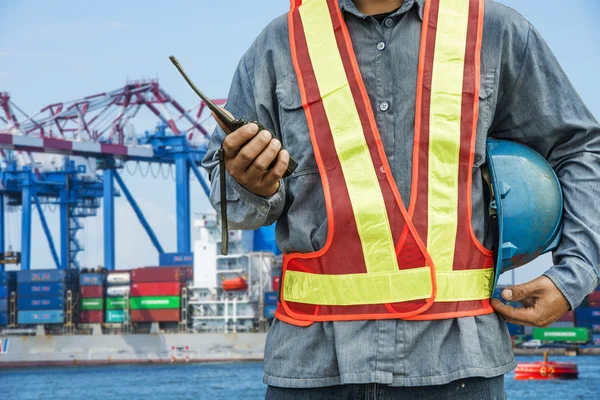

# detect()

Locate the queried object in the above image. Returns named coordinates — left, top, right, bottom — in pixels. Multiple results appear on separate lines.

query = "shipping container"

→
left=588, top=301, right=600, bottom=308
left=18, top=310, right=64, bottom=324
left=548, top=321, right=575, bottom=328
left=576, top=321, right=600, bottom=332
left=0, top=312, right=7, bottom=325
left=106, top=286, right=130, bottom=297
left=107, top=272, right=130, bottom=285
left=17, top=296, right=64, bottom=311
left=588, top=290, right=600, bottom=303
left=159, top=252, right=193, bottom=267
left=593, top=334, right=600, bottom=345
left=106, top=297, right=126, bottom=310
left=79, top=274, right=104, bottom=286
left=80, top=285, right=104, bottom=298
left=17, top=282, right=66, bottom=297
left=79, top=310, right=104, bottom=324
left=532, top=327, right=590, bottom=343
left=0, top=299, right=6, bottom=312
left=558, top=310, right=575, bottom=322
left=106, top=310, right=125, bottom=323
left=264, top=304, right=276, bottom=319
left=0, top=285, right=7, bottom=298
left=80, top=298, right=104, bottom=311
left=272, top=276, right=280, bottom=292
left=131, top=267, right=183, bottom=283
left=16, top=269, right=78, bottom=283
left=0, top=271, right=16, bottom=285
left=575, top=308, right=600, bottom=321
left=506, top=323, right=524, bottom=336
left=130, top=282, right=181, bottom=297
left=264, top=291, right=278, bottom=305
left=130, top=309, right=180, bottom=322
left=182, top=266, right=193, bottom=281
left=130, top=296, right=180, bottom=310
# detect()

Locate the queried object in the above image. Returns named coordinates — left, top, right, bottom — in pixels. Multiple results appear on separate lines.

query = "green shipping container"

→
left=80, top=298, right=104, bottom=311
left=532, top=327, right=590, bottom=343
left=106, top=297, right=126, bottom=310
left=106, top=310, right=125, bottom=323
left=130, top=296, right=180, bottom=310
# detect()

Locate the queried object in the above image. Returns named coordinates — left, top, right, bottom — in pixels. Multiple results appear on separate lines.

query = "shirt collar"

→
left=338, top=0, right=425, bottom=21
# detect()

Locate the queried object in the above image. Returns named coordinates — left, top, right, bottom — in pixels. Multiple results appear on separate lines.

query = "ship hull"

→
left=0, top=332, right=267, bottom=368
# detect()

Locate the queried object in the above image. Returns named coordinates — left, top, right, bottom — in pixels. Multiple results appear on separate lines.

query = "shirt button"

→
left=379, top=102, right=389, bottom=112
left=384, top=18, right=393, bottom=28
left=376, top=41, right=386, bottom=51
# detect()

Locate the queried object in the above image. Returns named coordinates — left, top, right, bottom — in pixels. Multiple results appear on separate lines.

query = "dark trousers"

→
left=266, top=376, right=505, bottom=400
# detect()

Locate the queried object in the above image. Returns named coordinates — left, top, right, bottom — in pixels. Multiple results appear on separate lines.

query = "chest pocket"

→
left=276, top=75, right=320, bottom=177
left=475, top=68, right=497, bottom=167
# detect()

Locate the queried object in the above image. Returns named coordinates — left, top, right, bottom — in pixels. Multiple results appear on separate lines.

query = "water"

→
left=1, top=356, right=598, bottom=400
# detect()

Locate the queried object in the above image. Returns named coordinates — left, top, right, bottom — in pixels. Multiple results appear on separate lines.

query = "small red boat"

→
left=221, top=276, right=248, bottom=291
left=514, top=353, right=578, bottom=380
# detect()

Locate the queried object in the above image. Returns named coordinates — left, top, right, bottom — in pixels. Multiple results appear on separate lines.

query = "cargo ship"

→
left=0, top=214, right=276, bottom=368
left=1, top=213, right=599, bottom=367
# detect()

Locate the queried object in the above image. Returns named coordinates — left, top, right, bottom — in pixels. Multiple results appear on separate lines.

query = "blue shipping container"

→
left=0, top=312, right=7, bottom=325
left=159, top=252, right=194, bottom=267
left=79, top=274, right=104, bottom=286
left=17, top=296, right=64, bottom=311
left=576, top=321, right=600, bottom=332
left=0, top=271, right=7, bottom=285
left=264, top=291, right=278, bottom=305
left=575, top=308, right=600, bottom=320
left=17, top=282, right=65, bottom=297
left=17, top=269, right=77, bottom=283
left=264, top=305, right=276, bottom=319
left=506, top=323, right=524, bottom=336
left=0, top=299, right=6, bottom=312
left=18, top=310, right=64, bottom=324
left=0, top=285, right=7, bottom=298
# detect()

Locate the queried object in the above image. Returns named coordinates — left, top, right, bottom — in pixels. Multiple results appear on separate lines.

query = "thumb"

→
left=502, top=279, right=539, bottom=302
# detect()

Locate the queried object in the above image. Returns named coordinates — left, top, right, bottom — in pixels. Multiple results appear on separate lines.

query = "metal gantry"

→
left=0, top=82, right=224, bottom=271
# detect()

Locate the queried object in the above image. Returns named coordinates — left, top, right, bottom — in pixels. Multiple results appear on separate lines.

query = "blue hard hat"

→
left=485, top=138, right=563, bottom=289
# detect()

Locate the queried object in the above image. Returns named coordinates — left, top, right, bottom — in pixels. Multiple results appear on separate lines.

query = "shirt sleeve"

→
left=201, top=51, right=286, bottom=231
left=490, top=22, right=600, bottom=309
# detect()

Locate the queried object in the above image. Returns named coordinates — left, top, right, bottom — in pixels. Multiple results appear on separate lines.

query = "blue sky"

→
left=0, top=1, right=599, bottom=285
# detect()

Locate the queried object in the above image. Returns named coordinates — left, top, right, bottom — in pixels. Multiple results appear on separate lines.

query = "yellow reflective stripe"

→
left=427, top=0, right=470, bottom=271
left=435, top=269, right=494, bottom=302
left=283, top=268, right=493, bottom=305
left=299, top=0, right=397, bottom=274
left=284, top=268, right=432, bottom=306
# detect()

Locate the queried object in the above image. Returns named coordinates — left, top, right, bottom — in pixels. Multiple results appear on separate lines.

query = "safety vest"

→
left=276, top=0, right=495, bottom=326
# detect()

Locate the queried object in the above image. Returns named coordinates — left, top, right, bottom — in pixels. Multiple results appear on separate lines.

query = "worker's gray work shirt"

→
left=202, top=0, right=600, bottom=388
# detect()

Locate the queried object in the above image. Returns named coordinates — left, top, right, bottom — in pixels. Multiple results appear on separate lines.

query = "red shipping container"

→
left=131, top=267, right=184, bottom=283
left=588, top=301, right=600, bottom=308
left=273, top=276, right=280, bottom=292
left=558, top=311, right=575, bottom=322
left=131, top=282, right=181, bottom=297
left=588, top=291, right=600, bottom=303
left=79, top=310, right=104, bottom=323
left=182, top=266, right=193, bottom=281
left=130, top=309, right=180, bottom=322
left=80, top=285, right=104, bottom=298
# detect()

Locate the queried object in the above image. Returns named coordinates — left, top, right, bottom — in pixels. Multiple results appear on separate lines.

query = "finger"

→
left=520, top=297, right=536, bottom=308
left=232, top=130, right=272, bottom=170
left=211, top=108, right=235, bottom=134
left=264, top=149, right=290, bottom=184
left=222, top=123, right=260, bottom=158
left=248, top=138, right=281, bottom=174
left=502, top=279, right=543, bottom=302
left=490, top=298, right=539, bottom=326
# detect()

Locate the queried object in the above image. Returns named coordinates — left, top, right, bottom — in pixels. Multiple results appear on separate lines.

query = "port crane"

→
left=0, top=82, right=226, bottom=272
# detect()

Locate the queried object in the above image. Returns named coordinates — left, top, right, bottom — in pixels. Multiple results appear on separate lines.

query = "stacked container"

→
left=575, top=308, right=600, bottom=333
left=79, top=273, right=105, bottom=324
left=16, top=269, right=78, bottom=325
left=129, top=267, right=183, bottom=322
left=264, top=291, right=277, bottom=319
left=0, top=271, right=16, bottom=326
left=105, top=271, right=130, bottom=323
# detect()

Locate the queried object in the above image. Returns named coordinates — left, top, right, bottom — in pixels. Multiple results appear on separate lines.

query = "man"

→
left=203, top=0, right=600, bottom=398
